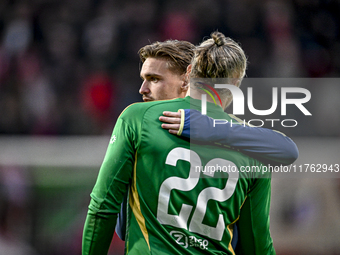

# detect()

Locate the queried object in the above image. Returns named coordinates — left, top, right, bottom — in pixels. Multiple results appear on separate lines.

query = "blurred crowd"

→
left=0, top=0, right=339, bottom=136
left=0, top=1, right=340, bottom=255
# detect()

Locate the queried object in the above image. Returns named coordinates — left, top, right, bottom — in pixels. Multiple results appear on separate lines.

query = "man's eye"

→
left=151, top=77, right=159, bottom=82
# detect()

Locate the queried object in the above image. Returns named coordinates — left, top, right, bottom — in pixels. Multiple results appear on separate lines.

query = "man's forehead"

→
left=140, top=57, right=170, bottom=76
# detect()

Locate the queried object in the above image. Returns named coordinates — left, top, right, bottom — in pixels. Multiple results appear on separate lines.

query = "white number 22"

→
left=157, top=147, right=239, bottom=241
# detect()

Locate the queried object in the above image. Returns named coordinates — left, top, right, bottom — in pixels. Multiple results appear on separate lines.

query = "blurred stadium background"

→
left=0, top=0, right=339, bottom=254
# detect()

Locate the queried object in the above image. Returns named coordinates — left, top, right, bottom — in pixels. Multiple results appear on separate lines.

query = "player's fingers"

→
left=168, top=129, right=178, bottom=135
left=162, top=111, right=181, bottom=118
left=161, top=123, right=180, bottom=131
left=159, top=116, right=180, bottom=124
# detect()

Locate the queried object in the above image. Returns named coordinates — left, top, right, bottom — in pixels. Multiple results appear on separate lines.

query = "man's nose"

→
left=139, top=81, right=150, bottom=95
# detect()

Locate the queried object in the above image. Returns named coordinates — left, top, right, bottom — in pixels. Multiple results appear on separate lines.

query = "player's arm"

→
left=159, top=109, right=298, bottom=165
left=82, top=117, right=136, bottom=255
left=235, top=169, right=276, bottom=255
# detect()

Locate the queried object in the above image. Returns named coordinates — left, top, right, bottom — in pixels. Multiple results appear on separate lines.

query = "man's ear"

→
left=186, top=64, right=192, bottom=76
left=181, top=64, right=192, bottom=92
left=181, top=77, right=189, bottom=92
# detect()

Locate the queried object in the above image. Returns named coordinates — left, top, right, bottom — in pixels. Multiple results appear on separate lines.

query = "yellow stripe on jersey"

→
left=227, top=223, right=236, bottom=255
left=224, top=195, right=248, bottom=253
left=227, top=212, right=242, bottom=255
left=129, top=152, right=150, bottom=250
left=240, top=195, right=248, bottom=209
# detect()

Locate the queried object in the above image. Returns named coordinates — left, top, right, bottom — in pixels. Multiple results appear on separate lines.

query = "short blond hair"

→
left=138, top=40, right=195, bottom=76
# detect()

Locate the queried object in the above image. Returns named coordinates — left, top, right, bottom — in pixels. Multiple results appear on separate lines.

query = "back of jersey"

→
left=125, top=97, right=272, bottom=255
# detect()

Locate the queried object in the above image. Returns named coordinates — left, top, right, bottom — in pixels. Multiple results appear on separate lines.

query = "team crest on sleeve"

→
left=110, top=135, right=117, bottom=144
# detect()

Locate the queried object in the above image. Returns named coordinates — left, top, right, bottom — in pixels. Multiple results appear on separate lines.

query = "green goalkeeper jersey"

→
left=82, top=96, right=275, bottom=255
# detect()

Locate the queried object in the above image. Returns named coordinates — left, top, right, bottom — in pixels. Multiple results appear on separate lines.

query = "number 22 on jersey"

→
left=157, top=147, right=239, bottom=241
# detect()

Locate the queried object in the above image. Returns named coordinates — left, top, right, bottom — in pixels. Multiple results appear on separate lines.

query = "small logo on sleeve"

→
left=109, top=135, right=116, bottom=144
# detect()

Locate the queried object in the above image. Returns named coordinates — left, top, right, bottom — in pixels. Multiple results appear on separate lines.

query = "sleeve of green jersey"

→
left=82, top=117, right=137, bottom=255
left=235, top=177, right=276, bottom=255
